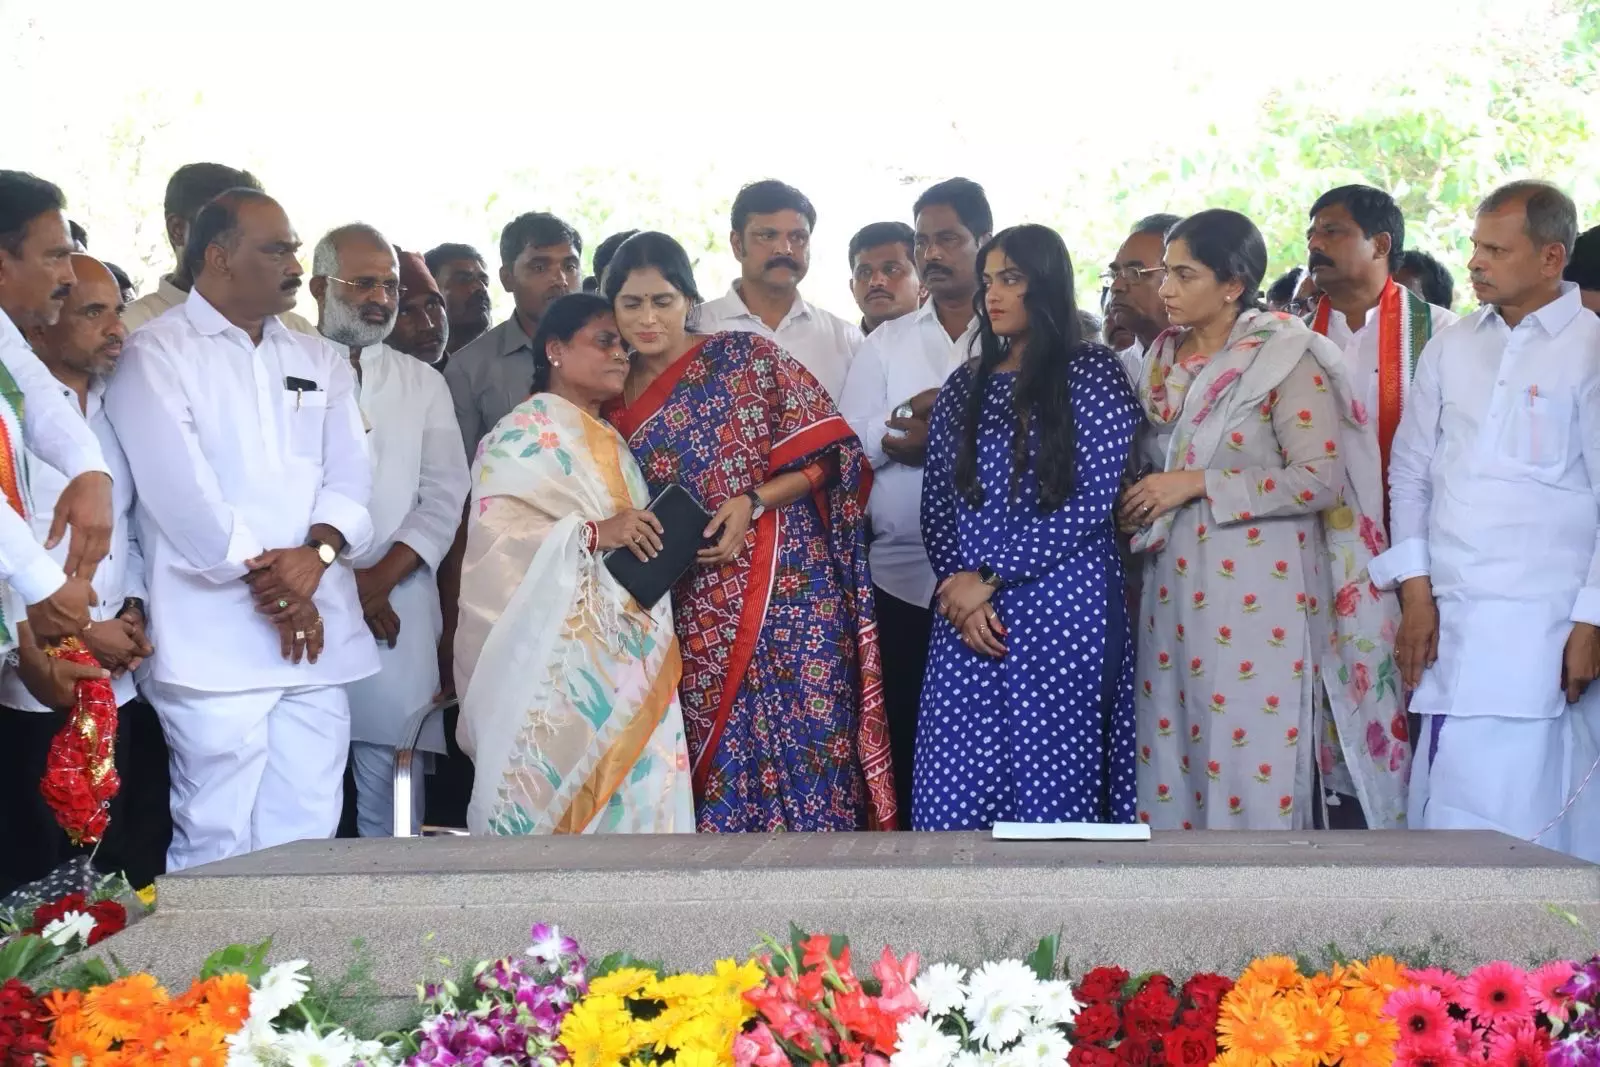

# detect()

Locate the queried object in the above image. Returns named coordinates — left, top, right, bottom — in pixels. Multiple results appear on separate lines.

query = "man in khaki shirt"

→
left=123, top=162, right=317, bottom=335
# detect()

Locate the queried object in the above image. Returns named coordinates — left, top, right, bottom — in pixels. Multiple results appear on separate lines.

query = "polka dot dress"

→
left=913, top=344, right=1141, bottom=830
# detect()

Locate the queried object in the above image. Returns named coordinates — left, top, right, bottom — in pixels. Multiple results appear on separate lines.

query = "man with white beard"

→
left=309, top=224, right=469, bottom=836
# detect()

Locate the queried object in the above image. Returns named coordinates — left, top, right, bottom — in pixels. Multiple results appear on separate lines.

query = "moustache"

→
left=96, top=340, right=123, bottom=359
left=923, top=264, right=951, bottom=277
left=764, top=256, right=800, bottom=272
left=49, top=285, right=71, bottom=301
left=280, top=278, right=302, bottom=292
left=866, top=288, right=893, bottom=301
left=469, top=293, right=492, bottom=310
left=359, top=302, right=391, bottom=320
left=1308, top=253, right=1336, bottom=269
left=417, top=331, right=444, bottom=349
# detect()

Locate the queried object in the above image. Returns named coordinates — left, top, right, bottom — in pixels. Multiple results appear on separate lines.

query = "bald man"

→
left=1, top=255, right=165, bottom=890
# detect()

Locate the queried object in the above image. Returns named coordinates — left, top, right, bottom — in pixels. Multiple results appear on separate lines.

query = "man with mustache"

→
left=2, top=254, right=166, bottom=892
left=1371, top=180, right=1600, bottom=861
left=1305, top=185, right=1456, bottom=528
left=847, top=221, right=921, bottom=335
left=0, top=171, right=114, bottom=681
left=1104, top=213, right=1181, bottom=385
left=424, top=243, right=492, bottom=360
left=123, top=162, right=318, bottom=336
left=105, top=189, right=379, bottom=870
left=389, top=249, right=450, bottom=367
left=838, top=176, right=992, bottom=819
left=444, top=213, right=581, bottom=457
left=697, top=180, right=861, bottom=400
left=310, top=224, right=469, bottom=836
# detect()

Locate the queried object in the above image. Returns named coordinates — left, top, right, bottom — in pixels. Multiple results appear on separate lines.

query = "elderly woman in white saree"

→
left=454, top=293, right=694, bottom=835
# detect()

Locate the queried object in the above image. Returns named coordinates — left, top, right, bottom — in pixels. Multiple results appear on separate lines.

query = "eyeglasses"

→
left=328, top=276, right=400, bottom=298
left=1099, top=265, right=1165, bottom=287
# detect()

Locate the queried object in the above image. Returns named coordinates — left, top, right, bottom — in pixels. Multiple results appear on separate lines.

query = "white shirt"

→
left=1370, top=283, right=1600, bottom=721
left=0, top=312, right=110, bottom=633
left=0, top=379, right=143, bottom=711
left=1319, top=298, right=1458, bottom=417
left=1117, top=338, right=1146, bottom=389
left=123, top=275, right=320, bottom=337
left=106, top=288, right=379, bottom=692
left=344, top=343, right=470, bottom=745
left=839, top=300, right=978, bottom=607
left=696, top=284, right=862, bottom=399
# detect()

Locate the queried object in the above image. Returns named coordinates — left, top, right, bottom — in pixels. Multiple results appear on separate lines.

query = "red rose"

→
left=1077, top=966, right=1131, bottom=1004
left=27, top=892, right=89, bottom=934
left=1115, top=1034, right=1158, bottom=1066
left=1139, top=974, right=1175, bottom=998
left=1073, top=1001, right=1122, bottom=1043
left=1069, top=1045, right=1120, bottom=1067
left=85, top=900, right=127, bottom=945
left=1181, top=973, right=1233, bottom=1014
left=1162, top=1026, right=1216, bottom=1067
left=1124, top=986, right=1179, bottom=1037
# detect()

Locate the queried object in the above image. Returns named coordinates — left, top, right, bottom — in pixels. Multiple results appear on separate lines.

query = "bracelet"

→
left=581, top=521, right=598, bottom=553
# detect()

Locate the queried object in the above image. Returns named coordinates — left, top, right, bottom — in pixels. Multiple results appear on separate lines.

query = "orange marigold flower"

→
left=162, top=1023, right=229, bottom=1067
left=196, top=973, right=252, bottom=1033
left=1238, top=955, right=1303, bottom=995
left=82, top=974, right=168, bottom=1045
left=1289, top=993, right=1349, bottom=1064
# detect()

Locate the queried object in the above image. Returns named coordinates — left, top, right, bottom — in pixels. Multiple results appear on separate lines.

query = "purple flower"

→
left=527, top=923, right=579, bottom=965
left=1549, top=1036, right=1600, bottom=1067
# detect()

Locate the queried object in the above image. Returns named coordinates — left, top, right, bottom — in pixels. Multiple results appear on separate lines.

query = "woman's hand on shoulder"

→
left=596, top=509, right=665, bottom=562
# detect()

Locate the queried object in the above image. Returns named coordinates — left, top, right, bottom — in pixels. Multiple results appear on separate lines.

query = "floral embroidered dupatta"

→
left=607, top=332, right=898, bottom=830
left=1133, top=310, right=1411, bottom=827
left=454, top=393, right=685, bottom=835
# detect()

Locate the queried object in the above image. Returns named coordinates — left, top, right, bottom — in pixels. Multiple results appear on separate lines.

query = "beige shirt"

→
left=123, top=275, right=319, bottom=336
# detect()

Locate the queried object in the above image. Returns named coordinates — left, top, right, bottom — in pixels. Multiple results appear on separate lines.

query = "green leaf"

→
left=1025, top=934, right=1060, bottom=981
left=199, top=939, right=273, bottom=982
left=590, top=951, right=666, bottom=979
left=0, top=934, right=65, bottom=983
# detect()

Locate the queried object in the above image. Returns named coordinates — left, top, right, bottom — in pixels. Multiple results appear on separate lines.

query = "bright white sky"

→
left=0, top=0, right=1553, bottom=319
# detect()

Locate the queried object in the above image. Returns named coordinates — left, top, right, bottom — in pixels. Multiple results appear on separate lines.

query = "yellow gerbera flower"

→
left=561, top=994, right=635, bottom=1067
left=711, top=958, right=764, bottom=999
left=588, top=968, right=658, bottom=1000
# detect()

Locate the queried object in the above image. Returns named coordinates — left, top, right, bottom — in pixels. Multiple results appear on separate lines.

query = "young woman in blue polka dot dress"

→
left=914, top=225, right=1142, bottom=830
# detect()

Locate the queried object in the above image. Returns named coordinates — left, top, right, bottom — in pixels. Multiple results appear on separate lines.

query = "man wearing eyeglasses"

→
left=1103, top=213, right=1181, bottom=385
left=309, top=224, right=470, bottom=838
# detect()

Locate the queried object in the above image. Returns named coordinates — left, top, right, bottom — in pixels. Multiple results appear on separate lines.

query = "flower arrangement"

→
left=565, top=956, right=762, bottom=1067
left=23, top=892, right=127, bottom=949
left=1388, top=959, right=1569, bottom=1066
left=1, top=875, right=137, bottom=985
left=408, top=922, right=587, bottom=1067
left=1212, top=955, right=1410, bottom=1066
left=889, top=956, right=1081, bottom=1067
left=1065, top=965, right=1233, bottom=1067
left=1551, top=955, right=1600, bottom=1065
left=40, top=637, right=122, bottom=845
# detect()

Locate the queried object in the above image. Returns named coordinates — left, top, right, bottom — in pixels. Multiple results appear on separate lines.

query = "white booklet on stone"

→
left=991, top=821, right=1152, bottom=842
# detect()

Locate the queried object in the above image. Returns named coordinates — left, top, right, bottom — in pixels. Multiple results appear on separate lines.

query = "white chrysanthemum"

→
left=277, top=1026, right=359, bottom=1067
left=1034, top=980, right=1081, bottom=1026
left=891, top=1014, right=962, bottom=1067
left=950, top=1052, right=985, bottom=1067
left=41, top=911, right=96, bottom=947
left=913, top=962, right=971, bottom=1019
left=965, top=960, right=1041, bottom=1049
left=225, top=1014, right=279, bottom=1067
left=1013, top=1025, right=1073, bottom=1066
left=253, top=960, right=312, bottom=1021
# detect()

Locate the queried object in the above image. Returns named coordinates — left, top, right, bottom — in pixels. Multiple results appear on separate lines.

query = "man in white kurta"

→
left=311, top=225, right=469, bottom=837
left=107, top=190, right=378, bottom=871
left=1370, top=181, right=1600, bottom=862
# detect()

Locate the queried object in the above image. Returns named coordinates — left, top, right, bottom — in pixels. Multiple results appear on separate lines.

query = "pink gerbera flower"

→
left=1528, top=960, right=1577, bottom=1019
left=1405, top=966, right=1464, bottom=1002
left=1483, top=1021, right=1548, bottom=1067
left=1389, top=985, right=1453, bottom=1048
left=1461, top=961, right=1533, bottom=1030
left=1394, top=1042, right=1468, bottom=1067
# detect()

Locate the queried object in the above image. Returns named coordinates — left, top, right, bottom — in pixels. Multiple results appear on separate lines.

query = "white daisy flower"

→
left=913, top=962, right=971, bottom=1019
left=891, top=1014, right=962, bottom=1067
left=253, top=960, right=313, bottom=1021
left=1034, top=980, right=1082, bottom=1026
left=41, top=911, right=96, bottom=947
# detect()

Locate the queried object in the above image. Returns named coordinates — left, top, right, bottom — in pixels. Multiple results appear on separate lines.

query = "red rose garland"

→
left=38, top=637, right=120, bottom=845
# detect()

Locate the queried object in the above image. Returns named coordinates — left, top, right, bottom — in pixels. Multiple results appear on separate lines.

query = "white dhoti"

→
left=343, top=567, right=446, bottom=836
left=147, top=680, right=351, bottom=871
left=1412, top=705, right=1600, bottom=864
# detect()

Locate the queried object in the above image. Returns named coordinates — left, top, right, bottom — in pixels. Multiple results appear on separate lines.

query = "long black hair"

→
left=600, top=231, right=704, bottom=332
left=956, top=224, right=1083, bottom=512
left=529, top=292, right=614, bottom=393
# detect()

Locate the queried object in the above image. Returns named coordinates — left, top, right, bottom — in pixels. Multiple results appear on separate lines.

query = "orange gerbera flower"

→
left=45, top=1026, right=108, bottom=1067
left=197, top=973, right=252, bottom=1033
left=162, top=1024, right=229, bottom=1067
left=1349, top=956, right=1409, bottom=995
left=129, top=1007, right=181, bottom=1056
left=1303, top=963, right=1348, bottom=1002
left=1289, top=993, right=1349, bottom=1064
left=1218, top=988, right=1302, bottom=1066
left=82, top=974, right=168, bottom=1044
left=1339, top=1005, right=1399, bottom=1067
left=1238, top=955, right=1303, bottom=995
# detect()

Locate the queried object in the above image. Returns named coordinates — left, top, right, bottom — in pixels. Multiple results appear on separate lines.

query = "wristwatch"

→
left=744, top=489, right=767, bottom=521
left=893, top=402, right=916, bottom=421
left=977, top=564, right=1002, bottom=589
left=307, top=539, right=338, bottom=567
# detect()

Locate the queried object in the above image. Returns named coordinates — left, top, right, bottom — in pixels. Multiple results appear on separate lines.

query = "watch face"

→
left=317, top=543, right=337, bottom=565
left=893, top=404, right=915, bottom=421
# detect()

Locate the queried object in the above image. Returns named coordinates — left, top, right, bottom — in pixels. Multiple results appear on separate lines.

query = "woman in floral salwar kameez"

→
left=1120, top=210, right=1410, bottom=832
left=601, top=232, right=897, bottom=833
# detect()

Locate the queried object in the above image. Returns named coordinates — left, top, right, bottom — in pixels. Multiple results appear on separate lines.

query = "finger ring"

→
left=278, top=599, right=289, bottom=609
left=294, top=630, right=306, bottom=640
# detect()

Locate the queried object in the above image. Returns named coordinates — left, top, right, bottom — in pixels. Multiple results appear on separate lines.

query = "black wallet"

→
left=602, top=484, right=712, bottom=608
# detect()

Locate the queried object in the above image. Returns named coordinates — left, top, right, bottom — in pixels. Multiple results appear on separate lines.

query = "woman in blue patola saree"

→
left=601, top=232, right=897, bottom=833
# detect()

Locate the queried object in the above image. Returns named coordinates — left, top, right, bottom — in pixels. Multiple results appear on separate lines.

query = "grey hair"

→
left=1131, top=213, right=1183, bottom=240
left=311, top=222, right=394, bottom=278
left=1478, top=180, right=1578, bottom=259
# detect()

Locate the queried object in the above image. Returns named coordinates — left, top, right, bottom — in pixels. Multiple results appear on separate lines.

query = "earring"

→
left=551, top=360, right=561, bottom=367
